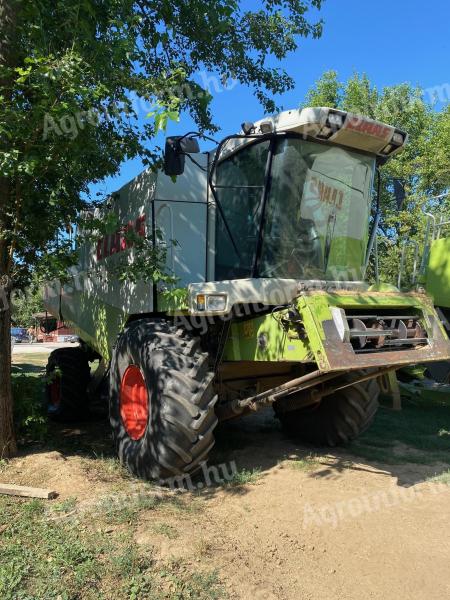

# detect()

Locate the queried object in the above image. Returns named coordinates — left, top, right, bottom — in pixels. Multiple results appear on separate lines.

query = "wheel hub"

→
left=120, top=365, right=149, bottom=440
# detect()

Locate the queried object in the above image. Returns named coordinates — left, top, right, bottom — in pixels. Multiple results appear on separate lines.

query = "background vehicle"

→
left=398, top=207, right=450, bottom=382
left=43, top=107, right=450, bottom=480
left=10, top=327, right=29, bottom=343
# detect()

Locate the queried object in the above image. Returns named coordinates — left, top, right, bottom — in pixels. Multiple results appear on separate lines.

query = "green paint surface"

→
left=61, top=290, right=127, bottom=360
left=222, top=290, right=440, bottom=367
left=425, top=238, right=450, bottom=309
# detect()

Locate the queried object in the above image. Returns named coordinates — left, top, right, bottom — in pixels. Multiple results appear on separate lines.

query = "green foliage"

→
left=0, top=0, right=324, bottom=288
left=430, top=469, right=450, bottom=485
left=225, top=467, right=262, bottom=486
left=303, top=71, right=450, bottom=284
left=11, top=369, right=47, bottom=441
left=11, top=272, right=44, bottom=327
left=152, top=522, right=180, bottom=539
left=288, top=454, right=321, bottom=472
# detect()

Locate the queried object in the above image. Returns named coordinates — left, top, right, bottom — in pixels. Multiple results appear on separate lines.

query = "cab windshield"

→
left=214, top=137, right=375, bottom=281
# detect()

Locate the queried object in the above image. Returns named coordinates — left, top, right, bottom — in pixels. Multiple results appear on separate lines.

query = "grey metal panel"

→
left=155, top=153, right=208, bottom=203
left=155, top=200, right=207, bottom=286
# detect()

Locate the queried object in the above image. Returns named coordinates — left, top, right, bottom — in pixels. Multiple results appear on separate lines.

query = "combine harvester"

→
left=43, top=107, right=450, bottom=479
left=398, top=204, right=450, bottom=384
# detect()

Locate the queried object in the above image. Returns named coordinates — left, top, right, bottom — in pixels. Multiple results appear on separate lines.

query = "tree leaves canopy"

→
left=0, top=0, right=324, bottom=286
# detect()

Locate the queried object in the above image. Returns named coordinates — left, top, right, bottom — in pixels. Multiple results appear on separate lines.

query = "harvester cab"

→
left=43, top=107, right=450, bottom=481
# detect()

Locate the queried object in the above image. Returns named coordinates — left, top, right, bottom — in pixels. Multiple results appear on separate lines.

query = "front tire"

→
left=275, top=372, right=380, bottom=446
left=109, top=319, right=218, bottom=481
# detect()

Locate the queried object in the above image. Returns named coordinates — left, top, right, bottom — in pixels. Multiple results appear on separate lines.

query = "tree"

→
left=0, top=0, right=18, bottom=457
left=0, top=0, right=324, bottom=456
left=12, top=273, right=44, bottom=328
left=302, top=71, right=450, bottom=284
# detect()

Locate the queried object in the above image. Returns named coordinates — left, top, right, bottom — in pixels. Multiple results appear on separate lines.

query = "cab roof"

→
left=231, top=106, right=408, bottom=159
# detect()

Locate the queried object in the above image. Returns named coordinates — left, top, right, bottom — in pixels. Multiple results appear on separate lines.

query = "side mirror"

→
left=163, top=136, right=200, bottom=176
left=40, top=316, right=57, bottom=334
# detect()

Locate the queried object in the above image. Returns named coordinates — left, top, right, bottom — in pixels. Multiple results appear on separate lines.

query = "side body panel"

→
left=425, top=237, right=450, bottom=309
left=44, top=156, right=209, bottom=359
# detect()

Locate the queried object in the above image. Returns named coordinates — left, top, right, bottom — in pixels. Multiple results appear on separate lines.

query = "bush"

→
left=12, top=373, right=47, bottom=442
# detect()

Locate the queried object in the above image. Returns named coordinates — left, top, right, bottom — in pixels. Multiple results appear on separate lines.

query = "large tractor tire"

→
left=275, top=372, right=380, bottom=446
left=46, top=347, right=91, bottom=421
left=109, top=319, right=218, bottom=481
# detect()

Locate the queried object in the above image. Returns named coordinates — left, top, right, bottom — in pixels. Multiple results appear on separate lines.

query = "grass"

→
left=152, top=522, right=179, bottom=539
left=348, top=394, right=450, bottom=465
left=50, top=496, right=78, bottom=514
left=12, top=352, right=49, bottom=367
left=0, top=495, right=225, bottom=600
left=288, top=454, right=322, bottom=472
left=80, top=454, right=130, bottom=483
left=4, top=352, right=226, bottom=599
left=225, top=467, right=262, bottom=486
left=429, top=469, right=450, bottom=485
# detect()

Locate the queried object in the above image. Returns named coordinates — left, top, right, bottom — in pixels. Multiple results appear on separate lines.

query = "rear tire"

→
left=109, top=319, right=218, bottom=481
left=46, top=347, right=91, bottom=421
left=275, top=372, right=380, bottom=446
left=424, top=361, right=450, bottom=384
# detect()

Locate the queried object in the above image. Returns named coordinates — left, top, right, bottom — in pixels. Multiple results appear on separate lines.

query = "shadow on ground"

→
left=11, top=352, right=450, bottom=493
left=15, top=396, right=449, bottom=496
left=12, top=363, right=46, bottom=375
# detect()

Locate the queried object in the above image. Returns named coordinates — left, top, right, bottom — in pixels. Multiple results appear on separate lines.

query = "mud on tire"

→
left=46, top=347, right=91, bottom=421
left=274, top=372, right=380, bottom=446
left=109, top=319, right=218, bottom=481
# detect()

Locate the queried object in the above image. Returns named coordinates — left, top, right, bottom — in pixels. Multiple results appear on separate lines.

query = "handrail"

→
left=398, top=240, right=419, bottom=289
left=363, top=210, right=380, bottom=277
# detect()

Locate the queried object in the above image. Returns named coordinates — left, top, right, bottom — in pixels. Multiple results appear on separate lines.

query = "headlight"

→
left=392, top=131, right=404, bottom=145
left=206, top=294, right=227, bottom=312
left=328, top=112, right=343, bottom=128
left=196, top=294, right=227, bottom=312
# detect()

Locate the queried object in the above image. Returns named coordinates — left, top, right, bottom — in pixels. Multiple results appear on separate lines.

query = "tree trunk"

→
left=0, top=0, right=18, bottom=457
left=0, top=276, right=16, bottom=457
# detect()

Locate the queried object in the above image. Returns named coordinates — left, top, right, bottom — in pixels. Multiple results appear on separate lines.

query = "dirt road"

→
left=3, top=406, right=450, bottom=600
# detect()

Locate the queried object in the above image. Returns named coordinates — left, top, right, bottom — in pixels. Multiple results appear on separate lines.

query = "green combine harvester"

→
left=398, top=206, right=450, bottom=383
left=43, top=107, right=450, bottom=480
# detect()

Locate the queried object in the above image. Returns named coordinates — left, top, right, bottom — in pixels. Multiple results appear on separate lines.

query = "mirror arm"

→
left=184, top=153, right=208, bottom=172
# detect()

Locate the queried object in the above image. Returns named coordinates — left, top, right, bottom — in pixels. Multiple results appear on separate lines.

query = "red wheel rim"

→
left=120, top=365, right=149, bottom=440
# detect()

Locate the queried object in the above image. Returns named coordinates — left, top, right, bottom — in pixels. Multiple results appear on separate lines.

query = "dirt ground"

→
left=3, top=402, right=450, bottom=600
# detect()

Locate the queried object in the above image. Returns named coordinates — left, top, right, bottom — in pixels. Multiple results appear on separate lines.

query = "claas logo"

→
left=345, top=117, right=391, bottom=140
left=96, top=215, right=146, bottom=261
left=309, top=176, right=343, bottom=210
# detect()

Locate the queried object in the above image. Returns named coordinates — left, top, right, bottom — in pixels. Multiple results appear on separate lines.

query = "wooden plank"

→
left=0, top=484, right=57, bottom=500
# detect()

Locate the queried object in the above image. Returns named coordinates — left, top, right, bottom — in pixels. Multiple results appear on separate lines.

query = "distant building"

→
left=32, top=313, right=76, bottom=343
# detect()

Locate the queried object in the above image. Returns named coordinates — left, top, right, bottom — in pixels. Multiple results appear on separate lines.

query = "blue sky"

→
left=90, top=0, right=450, bottom=198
